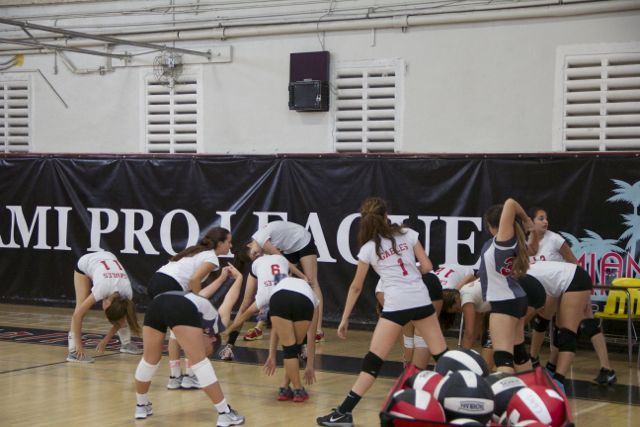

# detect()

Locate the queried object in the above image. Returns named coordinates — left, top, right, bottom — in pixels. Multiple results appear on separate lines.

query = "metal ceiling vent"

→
left=153, top=52, right=184, bottom=88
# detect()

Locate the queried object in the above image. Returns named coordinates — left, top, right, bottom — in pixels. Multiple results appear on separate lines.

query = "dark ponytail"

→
left=171, top=227, right=230, bottom=262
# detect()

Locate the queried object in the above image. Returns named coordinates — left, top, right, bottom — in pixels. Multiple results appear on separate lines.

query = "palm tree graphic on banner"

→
left=558, top=179, right=640, bottom=301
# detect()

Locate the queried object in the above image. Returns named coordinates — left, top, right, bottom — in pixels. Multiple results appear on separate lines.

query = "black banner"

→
left=1, top=154, right=639, bottom=324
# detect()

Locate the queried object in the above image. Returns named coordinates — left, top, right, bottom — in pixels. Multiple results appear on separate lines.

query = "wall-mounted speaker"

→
left=288, top=51, right=329, bottom=112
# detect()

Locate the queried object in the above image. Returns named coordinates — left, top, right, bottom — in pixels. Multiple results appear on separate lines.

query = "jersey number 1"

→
left=397, top=258, right=408, bottom=276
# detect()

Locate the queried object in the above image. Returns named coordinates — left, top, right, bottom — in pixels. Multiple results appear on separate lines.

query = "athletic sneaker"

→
left=167, top=375, right=183, bottom=390
left=66, top=352, right=95, bottom=363
left=277, top=387, right=293, bottom=401
left=315, top=331, right=325, bottom=343
left=316, top=408, right=353, bottom=427
left=243, top=327, right=263, bottom=341
left=293, top=388, right=309, bottom=402
left=530, top=356, right=540, bottom=368
left=216, top=407, right=245, bottom=426
left=594, top=368, right=617, bottom=386
left=180, top=374, right=201, bottom=389
left=120, top=342, right=143, bottom=354
left=219, top=344, right=235, bottom=361
left=135, top=402, right=153, bottom=419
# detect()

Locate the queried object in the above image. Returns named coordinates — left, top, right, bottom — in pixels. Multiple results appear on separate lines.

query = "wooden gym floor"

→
left=0, top=303, right=639, bottom=426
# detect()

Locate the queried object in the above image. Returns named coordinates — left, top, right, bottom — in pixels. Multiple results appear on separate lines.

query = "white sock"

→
left=169, top=359, right=182, bottom=377
left=214, top=398, right=229, bottom=414
left=136, top=393, right=149, bottom=406
left=68, top=332, right=76, bottom=353
left=185, top=359, right=194, bottom=376
left=117, top=325, right=131, bottom=345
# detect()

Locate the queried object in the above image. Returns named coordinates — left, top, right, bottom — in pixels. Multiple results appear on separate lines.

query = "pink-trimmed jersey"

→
left=527, top=260, right=576, bottom=298
left=251, top=254, right=290, bottom=309
left=435, top=264, right=475, bottom=290
left=158, top=250, right=219, bottom=291
left=357, top=228, right=430, bottom=311
left=77, top=251, right=132, bottom=302
left=531, top=230, right=566, bottom=262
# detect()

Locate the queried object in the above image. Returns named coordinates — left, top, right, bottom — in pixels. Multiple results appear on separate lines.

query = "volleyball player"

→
left=479, top=198, right=532, bottom=375
left=248, top=220, right=325, bottom=342
left=528, top=207, right=616, bottom=385
left=133, top=264, right=245, bottom=426
left=147, top=226, right=231, bottom=389
left=223, top=253, right=318, bottom=402
left=317, top=197, right=448, bottom=427
left=67, top=251, right=141, bottom=363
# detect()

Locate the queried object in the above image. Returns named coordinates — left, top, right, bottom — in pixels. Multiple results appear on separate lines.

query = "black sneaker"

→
left=316, top=408, right=353, bottom=427
left=530, top=356, right=540, bottom=368
left=594, top=368, right=617, bottom=386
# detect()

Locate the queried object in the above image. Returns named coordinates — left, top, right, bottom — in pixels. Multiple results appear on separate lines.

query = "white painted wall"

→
left=1, top=1, right=639, bottom=154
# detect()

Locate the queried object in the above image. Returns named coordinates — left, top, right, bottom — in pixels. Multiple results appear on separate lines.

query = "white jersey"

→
left=76, top=251, right=132, bottom=302
left=435, top=264, right=475, bottom=290
left=251, top=254, right=290, bottom=309
left=252, top=221, right=311, bottom=254
left=531, top=230, right=566, bottom=262
left=527, top=260, right=577, bottom=298
left=158, top=250, right=219, bottom=291
left=460, top=279, right=491, bottom=313
left=358, top=228, right=430, bottom=311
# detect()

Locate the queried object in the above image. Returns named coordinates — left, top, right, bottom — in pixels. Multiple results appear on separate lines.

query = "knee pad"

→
left=579, top=318, right=602, bottom=339
left=551, top=324, right=559, bottom=348
left=556, top=328, right=578, bottom=353
left=413, top=335, right=427, bottom=349
left=532, top=315, right=550, bottom=333
left=134, top=358, right=160, bottom=383
left=282, top=343, right=301, bottom=359
left=493, top=350, right=514, bottom=369
left=513, top=342, right=530, bottom=365
left=361, top=351, right=384, bottom=378
left=403, top=335, right=414, bottom=349
left=191, top=358, right=218, bottom=388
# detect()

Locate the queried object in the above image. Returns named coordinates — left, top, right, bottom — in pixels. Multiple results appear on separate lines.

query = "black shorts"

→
left=566, top=266, right=593, bottom=293
left=74, top=260, right=85, bottom=275
left=269, top=290, right=314, bottom=322
left=490, top=296, right=528, bottom=318
left=423, top=272, right=443, bottom=302
left=144, top=293, right=201, bottom=333
left=282, top=237, right=319, bottom=265
left=381, top=304, right=436, bottom=326
left=518, top=274, right=546, bottom=309
left=147, top=272, right=182, bottom=298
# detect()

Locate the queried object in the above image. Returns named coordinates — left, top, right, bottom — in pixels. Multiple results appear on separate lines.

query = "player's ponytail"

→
left=358, top=197, right=404, bottom=258
left=171, top=227, right=230, bottom=262
left=511, top=219, right=530, bottom=279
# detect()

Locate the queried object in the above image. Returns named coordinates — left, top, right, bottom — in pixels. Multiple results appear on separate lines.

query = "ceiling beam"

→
left=0, top=17, right=211, bottom=59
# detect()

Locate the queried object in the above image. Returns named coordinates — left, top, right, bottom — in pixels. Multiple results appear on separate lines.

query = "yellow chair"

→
left=595, top=278, right=640, bottom=364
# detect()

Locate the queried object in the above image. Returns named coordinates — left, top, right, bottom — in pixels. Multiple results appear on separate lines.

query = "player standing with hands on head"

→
left=67, top=251, right=141, bottom=363
left=146, top=226, right=231, bottom=389
left=317, top=197, right=448, bottom=427
left=479, top=198, right=533, bottom=374
left=247, top=220, right=325, bottom=342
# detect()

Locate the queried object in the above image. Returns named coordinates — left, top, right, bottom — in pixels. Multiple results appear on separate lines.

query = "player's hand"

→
left=263, top=357, right=276, bottom=376
left=226, top=264, right=242, bottom=279
left=95, top=338, right=109, bottom=355
left=337, top=319, right=349, bottom=339
left=304, top=367, right=316, bottom=386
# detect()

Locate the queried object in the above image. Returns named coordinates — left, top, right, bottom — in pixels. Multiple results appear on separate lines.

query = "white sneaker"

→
left=120, top=342, right=142, bottom=355
left=217, top=407, right=245, bottom=426
left=218, top=344, right=234, bottom=361
left=181, top=374, right=201, bottom=389
left=66, top=352, right=95, bottom=363
left=135, top=402, right=153, bottom=419
left=167, top=375, right=183, bottom=390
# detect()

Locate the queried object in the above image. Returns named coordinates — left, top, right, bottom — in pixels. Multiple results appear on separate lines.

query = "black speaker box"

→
left=289, top=51, right=330, bottom=112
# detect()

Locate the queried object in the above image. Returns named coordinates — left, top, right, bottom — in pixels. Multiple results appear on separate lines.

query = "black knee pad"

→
left=282, top=343, right=301, bottom=359
left=513, top=342, right=530, bottom=365
left=556, top=328, right=578, bottom=353
left=493, top=350, right=514, bottom=369
left=361, top=351, right=384, bottom=378
left=579, top=318, right=602, bottom=339
left=532, top=314, right=550, bottom=333
left=551, top=323, right=559, bottom=348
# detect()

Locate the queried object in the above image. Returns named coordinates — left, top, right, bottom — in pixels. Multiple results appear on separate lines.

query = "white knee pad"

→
left=413, top=335, right=428, bottom=349
left=135, top=358, right=160, bottom=382
left=403, top=335, right=414, bottom=349
left=191, top=358, right=218, bottom=388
